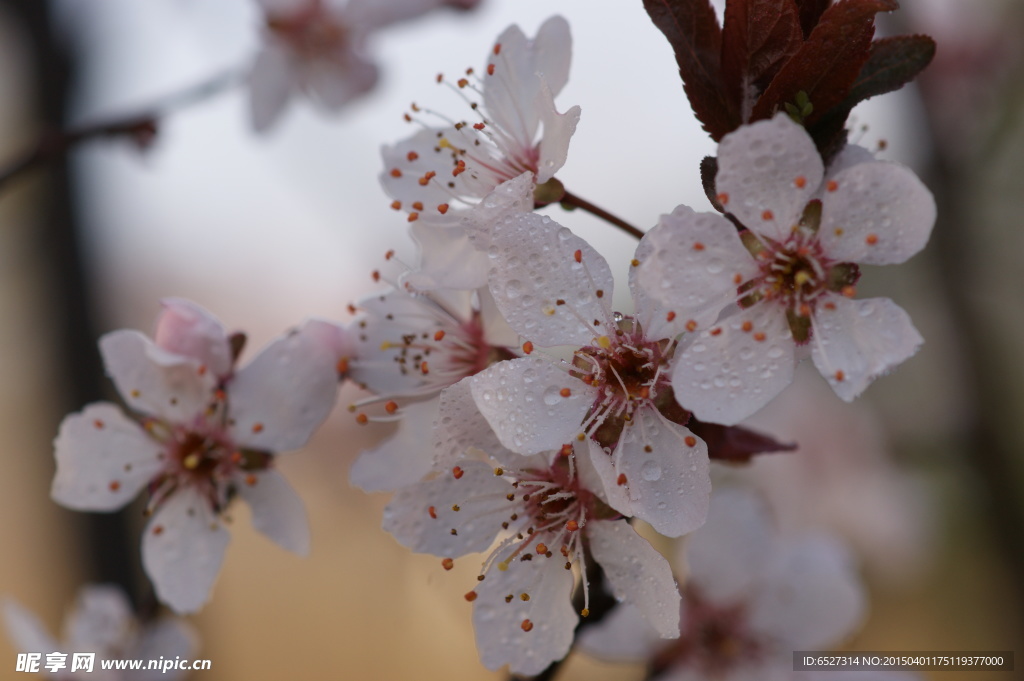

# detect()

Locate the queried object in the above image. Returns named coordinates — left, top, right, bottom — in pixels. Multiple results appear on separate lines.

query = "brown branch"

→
left=0, top=68, right=242, bottom=194
left=560, top=189, right=646, bottom=240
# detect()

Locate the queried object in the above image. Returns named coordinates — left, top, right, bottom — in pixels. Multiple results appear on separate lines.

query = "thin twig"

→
left=0, top=68, right=243, bottom=194
left=560, top=189, right=645, bottom=240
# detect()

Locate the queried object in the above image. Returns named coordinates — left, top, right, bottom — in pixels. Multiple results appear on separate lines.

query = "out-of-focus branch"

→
left=0, top=68, right=241, bottom=194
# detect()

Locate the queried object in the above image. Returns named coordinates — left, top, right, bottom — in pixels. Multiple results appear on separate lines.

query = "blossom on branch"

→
left=51, top=300, right=342, bottom=613
left=383, top=444, right=679, bottom=676
left=638, top=114, right=936, bottom=425
left=250, top=0, right=482, bottom=131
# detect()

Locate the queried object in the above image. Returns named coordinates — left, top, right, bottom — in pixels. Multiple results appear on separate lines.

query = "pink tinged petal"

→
left=51, top=403, right=165, bottom=512
left=2, top=598, right=59, bottom=655
left=716, top=114, right=823, bottom=241
left=674, top=305, right=795, bottom=425
left=229, top=320, right=340, bottom=452
left=633, top=205, right=759, bottom=338
left=748, top=535, right=865, bottom=649
left=685, top=488, right=774, bottom=603
left=433, top=379, right=517, bottom=469
left=352, top=398, right=440, bottom=491
left=100, top=330, right=215, bottom=423
left=249, top=44, right=296, bottom=133
left=587, top=520, right=681, bottom=638
left=530, top=15, right=573, bottom=96
left=235, top=470, right=310, bottom=556
left=153, top=298, right=233, bottom=377
left=142, top=488, right=230, bottom=614
left=818, top=161, right=936, bottom=265
left=811, top=296, right=923, bottom=402
left=576, top=603, right=663, bottom=661
left=64, top=585, right=133, bottom=652
left=382, top=460, right=508, bottom=556
left=472, top=554, right=577, bottom=675
left=612, top=410, right=711, bottom=537
left=482, top=22, right=549, bottom=144
left=534, top=86, right=580, bottom=183
left=470, top=356, right=594, bottom=455
left=301, top=53, right=378, bottom=111
left=486, top=213, right=615, bottom=347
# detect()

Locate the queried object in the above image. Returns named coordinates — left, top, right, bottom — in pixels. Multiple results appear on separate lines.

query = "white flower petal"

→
left=612, top=410, right=711, bottom=537
left=470, top=356, right=593, bottom=455
left=576, top=603, right=663, bottom=661
left=249, top=43, right=296, bottom=133
left=51, top=403, right=165, bottom=512
left=748, top=535, right=865, bottom=649
left=819, top=161, right=936, bottom=265
left=351, top=398, right=440, bottom=492
left=633, top=205, right=758, bottom=338
left=2, top=598, right=59, bottom=655
left=346, top=0, right=470, bottom=32
left=379, top=127, right=485, bottom=217
left=684, top=488, right=774, bottom=604
left=153, top=298, right=233, bottom=377
left=142, top=488, right=230, bottom=614
left=382, top=460, right=508, bottom=556
left=302, top=53, right=378, bottom=111
left=461, top=172, right=536, bottom=254
left=483, top=16, right=573, bottom=146
left=236, top=470, right=310, bottom=556
left=63, top=585, right=133, bottom=653
left=486, top=213, right=615, bottom=347
left=228, top=320, right=339, bottom=452
left=716, top=115, right=823, bottom=241
left=811, top=297, right=922, bottom=402
left=433, top=378, right=517, bottom=469
left=587, top=520, right=680, bottom=638
left=100, top=330, right=215, bottom=423
left=406, top=222, right=490, bottom=290
left=472, top=553, right=577, bottom=675
left=674, top=304, right=795, bottom=425
left=132, top=619, right=199, bottom=681
left=535, top=87, right=580, bottom=183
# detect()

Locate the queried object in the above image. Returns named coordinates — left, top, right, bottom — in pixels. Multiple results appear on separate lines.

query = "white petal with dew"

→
left=634, top=205, right=759, bottom=338
left=52, top=403, right=165, bottom=512
left=811, top=296, right=923, bottom=402
left=351, top=398, right=440, bottom=492
left=153, top=298, right=232, bottom=378
left=819, top=161, right=936, bottom=265
left=142, top=488, right=230, bottom=615
left=236, top=469, right=310, bottom=556
left=588, top=520, right=680, bottom=638
left=470, top=356, right=594, bottom=455
left=382, top=460, right=509, bottom=556
left=674, top=304, right=795, bottom=425
left=716, top=114, right=823, bottom=241
left=433, top=378, right=517, bottom=469
left=486, top=213, right=615, bottom=348
left=472, top=550, right=577, bottom=675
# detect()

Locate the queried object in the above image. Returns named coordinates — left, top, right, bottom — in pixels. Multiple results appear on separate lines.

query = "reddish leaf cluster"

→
left=643, top=0, right=935, bottom=161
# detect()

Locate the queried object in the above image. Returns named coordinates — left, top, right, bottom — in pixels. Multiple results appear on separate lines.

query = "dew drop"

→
left=641, top=461, right=662, bottom=481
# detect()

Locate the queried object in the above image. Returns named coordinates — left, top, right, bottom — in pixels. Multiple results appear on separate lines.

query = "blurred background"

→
left=0, top=0, right=1021, bottom=679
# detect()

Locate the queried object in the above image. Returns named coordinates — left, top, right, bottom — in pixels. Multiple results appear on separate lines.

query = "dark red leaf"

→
left=721, top=0, right=803, bottom=122
left=807, top=34, right=935, bottom=162
left=751, top=0, right=898, bottom=124
left=794, top=0, right=832, bottom=38
left=689, top=418, right=797, bottom=464
left=643, top=0, right=740, bottom=140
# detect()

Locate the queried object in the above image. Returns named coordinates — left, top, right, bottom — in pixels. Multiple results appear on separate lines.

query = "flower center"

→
left=267, top=2, right=347, bottom=59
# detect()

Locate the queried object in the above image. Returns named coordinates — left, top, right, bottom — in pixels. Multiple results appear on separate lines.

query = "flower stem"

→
left=0, top=67, right=243, bottom=194
left=560, top=189, right=645, bottom=240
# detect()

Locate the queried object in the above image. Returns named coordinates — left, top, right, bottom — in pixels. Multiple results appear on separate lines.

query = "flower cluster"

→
left=34, top=1, right=941, bottom=678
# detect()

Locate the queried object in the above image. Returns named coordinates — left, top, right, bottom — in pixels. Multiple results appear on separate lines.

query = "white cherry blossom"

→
left=382, top=445, right=679, bottom=676
left=250, top=0, right=480, bottom=131
left=464, top=212, right=711, bottom=538
left=345, top=276, right=519, bottom=492
left=637, top=114, right=936, bottom=425
left=379, top=16, right=580, bottom=281
left=579, top=488, right=884, bottom=681
left=3, top=585, right=197, bottom=680
left=51, top=301, right=341, bottom=613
